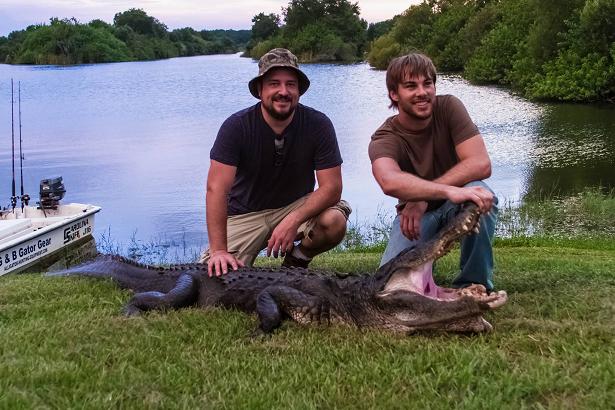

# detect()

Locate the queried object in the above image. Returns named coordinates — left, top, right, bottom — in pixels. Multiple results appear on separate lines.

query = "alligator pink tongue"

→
left=409, top=262, right=438, bottom=298
left=409, top=263, right=458, bottom=300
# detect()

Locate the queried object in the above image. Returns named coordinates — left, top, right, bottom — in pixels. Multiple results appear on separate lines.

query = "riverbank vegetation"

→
left=2, top=1, right=613, bottom=102
left=0, top=9, right=250, bottom=65
left=245, top=0, right=367, bottom=62
left=2, top=198, right=614, bottom=407
left=366, top=0, right=615, bottom=102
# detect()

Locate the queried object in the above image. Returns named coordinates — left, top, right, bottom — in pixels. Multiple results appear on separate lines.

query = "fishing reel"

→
left=39, top=176, right=66, bottom=209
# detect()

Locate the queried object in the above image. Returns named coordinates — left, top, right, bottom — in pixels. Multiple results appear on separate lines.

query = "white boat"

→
left=0, top=203, right=101, bottom=275
left=2, top=80, right=102, bottom=275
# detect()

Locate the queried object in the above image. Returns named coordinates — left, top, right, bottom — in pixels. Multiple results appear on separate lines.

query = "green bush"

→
left=464, top=22, right=523, bottom=84
left=249, top=38, right=281, bottom=59
left=528, top=50, right=615, bottom=101
left=9, top=18, right=131, bottom=64
left=366, top=34, right=401, bottom=69
left=288, top=23, right=349, bottom=62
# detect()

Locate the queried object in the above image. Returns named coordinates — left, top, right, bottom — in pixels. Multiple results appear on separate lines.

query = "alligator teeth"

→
left=462, top=224, right=468, bottom=231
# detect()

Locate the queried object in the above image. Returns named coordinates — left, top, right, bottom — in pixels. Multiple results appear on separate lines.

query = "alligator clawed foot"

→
left=249, top=327, right=272, bottom=341
left=122, top=304, right=143, bottom=317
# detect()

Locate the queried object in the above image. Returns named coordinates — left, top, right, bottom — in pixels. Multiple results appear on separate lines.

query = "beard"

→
left=398, top=97, right=433, bottom=120
left=263, top=94, right=296, bottom=121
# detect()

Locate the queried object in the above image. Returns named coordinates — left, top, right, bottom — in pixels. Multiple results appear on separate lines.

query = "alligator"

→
left=47, top=203, right=507, bottom=334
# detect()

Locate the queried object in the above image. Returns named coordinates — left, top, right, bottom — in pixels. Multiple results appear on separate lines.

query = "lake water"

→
left=1, top=54, right=614, bottom=256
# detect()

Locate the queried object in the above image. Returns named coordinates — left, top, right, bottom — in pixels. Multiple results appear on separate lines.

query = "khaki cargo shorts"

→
left=200, top=196, right=351, bottom=266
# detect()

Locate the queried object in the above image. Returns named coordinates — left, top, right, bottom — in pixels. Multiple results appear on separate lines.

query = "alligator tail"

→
left=46, top=254, right=181, bottom=293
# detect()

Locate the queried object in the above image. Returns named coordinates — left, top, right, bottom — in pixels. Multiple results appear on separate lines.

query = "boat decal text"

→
left=1, top=216, right=94, bottom=273
left=63, top=218, right=91, bottom=244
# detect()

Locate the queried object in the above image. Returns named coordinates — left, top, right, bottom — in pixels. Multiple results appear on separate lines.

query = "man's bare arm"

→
left=206, top=160, right=243, bottom=276
left=372, top=158, right=493, bottom=212
left=267, top=165, right=342, bottom=257
left=434, top=134, right=491, bottom=186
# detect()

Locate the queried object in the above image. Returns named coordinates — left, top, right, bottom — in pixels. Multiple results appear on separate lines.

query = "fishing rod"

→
left=18, top=81, right=30, bottom=210
left=10, top=78, right=17, bottom=211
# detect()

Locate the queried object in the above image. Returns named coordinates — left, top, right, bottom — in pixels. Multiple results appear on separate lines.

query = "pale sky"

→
left=0, top=1, right=422, bottom=36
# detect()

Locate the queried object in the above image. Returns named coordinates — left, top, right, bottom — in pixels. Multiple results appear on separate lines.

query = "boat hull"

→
left=0, top=204, right=101, bottom=275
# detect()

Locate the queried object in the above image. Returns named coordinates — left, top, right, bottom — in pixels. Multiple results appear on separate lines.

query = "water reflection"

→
left=0, top=55, right=614, bottom=252
left=524, top=104, right=615, bottom=197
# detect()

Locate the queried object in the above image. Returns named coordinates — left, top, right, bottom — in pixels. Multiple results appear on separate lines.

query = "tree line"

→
left=1, top=0, right=613, bottom=102
left=366, top=0, right=615, bottom=103
left=0, top=9, right=250, bottom=65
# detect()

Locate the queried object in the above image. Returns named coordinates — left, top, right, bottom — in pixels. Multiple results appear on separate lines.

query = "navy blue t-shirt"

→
left=210, top=103, right=342, bottom=215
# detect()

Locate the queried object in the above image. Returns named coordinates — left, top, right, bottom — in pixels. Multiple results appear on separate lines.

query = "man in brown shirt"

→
left=369, top=53, right=497, bottom=291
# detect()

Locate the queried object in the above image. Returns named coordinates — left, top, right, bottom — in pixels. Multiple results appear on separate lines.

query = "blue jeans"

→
left=379, top=181, right=498, bottom=291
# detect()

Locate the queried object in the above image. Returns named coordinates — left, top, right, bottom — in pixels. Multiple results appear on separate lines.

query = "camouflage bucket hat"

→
left=248, top=48, right=310, bottom=99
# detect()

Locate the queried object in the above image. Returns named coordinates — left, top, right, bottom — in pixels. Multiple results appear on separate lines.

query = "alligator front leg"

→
left=123, top=273, right=199, bottom=315
left=256, top=285, right=329, bottom=333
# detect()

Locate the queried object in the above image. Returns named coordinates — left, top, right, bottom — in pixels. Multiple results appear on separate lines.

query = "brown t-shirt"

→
left=368, top=94, right=479, bottom=210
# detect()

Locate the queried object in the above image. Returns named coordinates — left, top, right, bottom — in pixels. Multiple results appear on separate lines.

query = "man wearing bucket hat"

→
left=202, top=48, right=351, bottom=277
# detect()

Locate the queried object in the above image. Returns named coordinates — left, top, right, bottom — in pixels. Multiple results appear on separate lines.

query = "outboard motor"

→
left=39, top=177, right=66, bottom=209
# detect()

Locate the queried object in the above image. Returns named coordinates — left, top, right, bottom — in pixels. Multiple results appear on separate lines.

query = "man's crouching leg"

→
left=199, top=211, right=274, bottom=268
left=452, top=181, right=498, bottom=292
left=282, top=200, right=352, bottom=268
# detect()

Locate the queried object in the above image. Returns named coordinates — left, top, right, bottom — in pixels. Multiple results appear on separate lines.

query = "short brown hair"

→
left=386, top=53, right=437, bottom=108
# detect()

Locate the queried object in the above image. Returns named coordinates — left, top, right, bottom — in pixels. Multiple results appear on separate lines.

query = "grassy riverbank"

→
left=1, top=234, right=614, bottom=408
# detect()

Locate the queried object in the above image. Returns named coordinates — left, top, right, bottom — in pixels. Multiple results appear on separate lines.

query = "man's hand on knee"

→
left=208, top=250, right=244, bottom=277
left=267, top=215, right=300, bottom=258
left=399, top=201, right=427, bottom=240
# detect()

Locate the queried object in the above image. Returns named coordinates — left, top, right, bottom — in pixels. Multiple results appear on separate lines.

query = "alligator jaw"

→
left=374, top=286, right=507, bottom=333
left=380, top=203, right=482, bottom=301
left=373, top=203, right=508, bottom=333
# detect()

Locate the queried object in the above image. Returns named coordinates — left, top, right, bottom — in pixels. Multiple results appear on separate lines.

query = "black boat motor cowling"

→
left=39, top=177, right=66, bottom=209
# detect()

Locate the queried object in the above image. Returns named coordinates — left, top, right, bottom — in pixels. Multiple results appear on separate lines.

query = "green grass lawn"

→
left=1, top=239, right=614, bottom=409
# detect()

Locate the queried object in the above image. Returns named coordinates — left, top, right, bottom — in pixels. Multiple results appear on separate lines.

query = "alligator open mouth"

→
left=379, top=203, right=494, bottom=302
left=372, top=203, right=507, bottom=333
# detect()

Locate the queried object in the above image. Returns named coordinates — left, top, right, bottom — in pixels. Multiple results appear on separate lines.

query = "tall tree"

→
left=249, top=0, right=367, bottom=61
left=251, top=13, right=280, bottom=41
left=113, top=9, right=167, bottom=37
